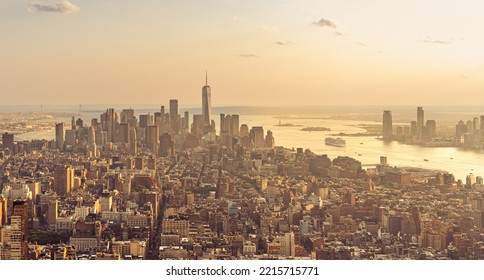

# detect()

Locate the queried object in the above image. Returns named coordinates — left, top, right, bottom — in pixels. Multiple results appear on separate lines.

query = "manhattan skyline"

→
left=2, top=0, right=484, bottom=106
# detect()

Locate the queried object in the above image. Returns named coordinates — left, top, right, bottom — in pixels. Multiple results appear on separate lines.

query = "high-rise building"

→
left=46, top=199, right=58, bottom=227
left=250, top=126, right=265, bottom=148
left=117, top=123, right=130, bottom=143
left=120, top=109, right=136, bottom=127
left=382, top=110, right=393, bottom=140
left=0, top=195, right=6, bottom=225
left=11, top=200, right=28, bottom=260
left=169, top=100, right=179, bottom=134
left=55, top=123, right=65, bottom=150
left=265, top=130, right=275, bottom=148
left=192, top=114, right=204, bottom=138
left=202, top=72, right=212, bottom=130
left=417, top=107, right=424, bottom=138
left=87, top=126, right=96, bottom=146
left=146, top=125, right=159, bottom=154
left=160, top=133, right=175, bottom=157
left=231, top=115, right=240, bottom=137
left=53, top=165, right=74, bottom=196
left=139, top=114, right=153, bottom=128
left=480, top=115, right=484, bottom=145
left=129, top=127, right=137, bottom=155
left=426, top=120, right=437, bottom=137
left=183, top=111, right=189, bottom=132
left=103, top=108, right=117, bottom=143
left=2, top=133, right=14, bottom=152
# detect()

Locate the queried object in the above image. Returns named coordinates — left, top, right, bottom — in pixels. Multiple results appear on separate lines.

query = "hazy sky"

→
left=1, top=0, right=484, bottom=106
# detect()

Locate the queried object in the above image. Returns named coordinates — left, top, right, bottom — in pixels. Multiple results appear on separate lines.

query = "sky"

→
left=1, top=0, right=484, bottom=107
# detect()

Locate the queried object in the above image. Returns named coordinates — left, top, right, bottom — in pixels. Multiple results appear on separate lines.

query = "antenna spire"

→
left=205, top=70, right=208, bottom=86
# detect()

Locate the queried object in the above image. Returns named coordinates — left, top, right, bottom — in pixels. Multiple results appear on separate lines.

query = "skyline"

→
left=2, top=0, right=484, bottom=106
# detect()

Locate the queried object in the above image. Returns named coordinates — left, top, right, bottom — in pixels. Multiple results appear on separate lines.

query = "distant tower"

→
left=382, top=110, right=393, bottom=140
left=55, top=123, right=65, bottom=150
left=169, top=99, right=179, bottom=134
left=202, top=71, right=212, bottom=130
left=417, top=107, right=424, bottom=138
left=2, top=132, right=15, bottom=152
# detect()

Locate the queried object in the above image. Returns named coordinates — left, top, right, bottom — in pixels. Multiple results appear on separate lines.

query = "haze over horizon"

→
left=2, top=0, right=483, bottom=106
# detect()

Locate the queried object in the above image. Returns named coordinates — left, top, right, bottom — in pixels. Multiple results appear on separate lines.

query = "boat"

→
left=325, top=137, right=346, bottom=147
left=424, top=159, right=429, bottom=162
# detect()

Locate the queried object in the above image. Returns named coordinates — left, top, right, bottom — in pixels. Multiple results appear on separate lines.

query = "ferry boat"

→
left=325, top=137, right=346, bottom=147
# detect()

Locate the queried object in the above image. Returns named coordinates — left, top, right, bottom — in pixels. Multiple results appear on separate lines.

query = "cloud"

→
left=261, top=25, right=280, bottom=34
left=421, top=38, right=452, bottom=44
left=232, top=16, right=242, bottom=24
left=355, top=42, right=367, bottom=47
left=312, top=18, right=337, bottom=29
left=28, top=0, right=79, bottom=14
left=237, top=54, right=258, bottom=58
left=275, top=41, right=292, bottom=46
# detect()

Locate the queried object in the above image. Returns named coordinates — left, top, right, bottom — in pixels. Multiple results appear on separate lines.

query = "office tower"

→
left=382, top=110, right=393, bottom=140
left=192, top=114, right=204, bottom=138
left=71, top=116, right=76, bottom=130
left=117, top=123, right=130, bottom=143
left=220, top=113, right=225, bottom=135
left=96, top=131, right=107, bottom=146
left=129, top=127, right=137, bottom=155
left=103, top=108, right=117, bottom=143
left=410, top=121, right=417, bottom=135
left=0, top=195, right=6, bottom=225
left=11, top=200, right=28, bottom=260
left=456, top=120, right=467, bottom=144
left=202, top=72, right=212, bottom=129
left=280, top=232, right=295, bottom=257
left=240, top=124, right=249, bottom=137
left=121, top=109, right=136, bottom=127
left=250, top=126, right=265, bottom=148
left=55, top=123, right=65, bottom=150
left=466, top=120, right=473, bottom=134
left=139, top=114, right=153, bottom=128
left=231, top=115, right=240, bottom=137
left=65, top=129, right=76, bottom=147
left=169, top=99, right=179, bottom=134
left=417, top=107, right=424, bottom=138
left=425, top=120, right=436, bottom=137
left=481, top=115, right=484, bottom=142
left=473, top=117, right=480, bottom=132
left=160, top=133, right=175, bottom=157
left=53, top=165, right=74, bottom=196
left=46, top=200, right=58, bottom=227
left=265, top=130, right=275, bottom=148
left=184, top=111, right=189, bottom=132
left=2, top=132, right=14, bottom=152
left=87, top=126, right=96, bottom=146
left=146, top=125, right=159, bottom=154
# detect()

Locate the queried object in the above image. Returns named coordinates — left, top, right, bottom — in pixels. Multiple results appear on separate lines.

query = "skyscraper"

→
left=54, top=165, right=74, bottom=196
left=11, top=200, right=28, bottom=260
left=417, top=107, right=424, bottom=138
left=382, top=110, right=393, bottom=140
left=202, top=72, right=212, bottom=130
left=169, top=99, right=179, bottom=134
left=55, top=123, right=65, bottom=150
left=2, top=132, right=14, bottom=152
